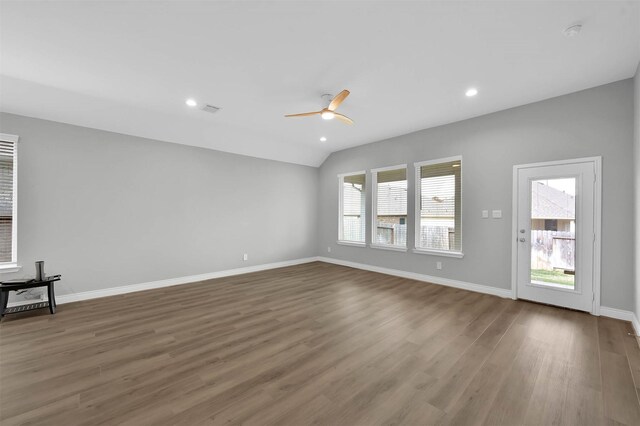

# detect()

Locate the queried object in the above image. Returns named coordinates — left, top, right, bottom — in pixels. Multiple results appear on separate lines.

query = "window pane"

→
left=530, top=178, right=576, bottom=289
left=417, top=159, right=461, bottom=251
left=0, top=140, right=15, bottom=263
left=341, top=173, right=365, bottom=242
left=375, top=168, right=407, bottom=247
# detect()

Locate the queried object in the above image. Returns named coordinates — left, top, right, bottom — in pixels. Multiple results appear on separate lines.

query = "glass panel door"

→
left=515, top=160, right=595, bottom=313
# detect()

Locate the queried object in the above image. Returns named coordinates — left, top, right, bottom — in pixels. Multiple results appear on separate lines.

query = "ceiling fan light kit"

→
left=285, top=89, right=354, bottom=125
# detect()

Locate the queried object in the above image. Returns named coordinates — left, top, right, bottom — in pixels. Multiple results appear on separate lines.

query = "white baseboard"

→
left=8, top=254, right=638, bottom=337
left=317, top=256, right=513, bottom=299
left=8, top=257, right=320, bottom=307
left=319, top=258, right=640, bottom=333
left=600, top=306, right=640, bottom=336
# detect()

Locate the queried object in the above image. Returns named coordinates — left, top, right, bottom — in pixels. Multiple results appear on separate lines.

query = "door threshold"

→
left=518, top=298, right=590, bottom=314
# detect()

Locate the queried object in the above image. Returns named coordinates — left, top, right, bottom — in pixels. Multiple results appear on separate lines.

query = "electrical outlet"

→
left=492, top=210, right=502, bottom=219
left=243, top=253, right=248, bottom=261
left=327, top=246, right=331, bottom=253
left=436, top=261, right=442, bottom=270
left=482, top=210, right=489, bottom=218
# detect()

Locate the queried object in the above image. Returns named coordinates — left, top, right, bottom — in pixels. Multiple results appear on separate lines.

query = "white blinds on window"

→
left=376, top=168, right=407, bottom=216
left=341, top=173, right=366, bottom=242
left=418, top=159, right=461, bottom=252
left=0, top=140, right=15, bottom=263
left=375, top=167, right=407, bottom=247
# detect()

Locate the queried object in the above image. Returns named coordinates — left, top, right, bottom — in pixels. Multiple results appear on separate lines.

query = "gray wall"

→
left=0, top=113, right=318, bottom=298
left=634, top=64, right=640, bottom=319
left=318, top=79, right=634, bottom=311
left=1, top=79, right=634, bottom=311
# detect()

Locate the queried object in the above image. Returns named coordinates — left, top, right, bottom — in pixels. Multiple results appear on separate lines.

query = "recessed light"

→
left=321, top=111, right=335, bottom=120
left=320, top=137, right=327, bottom=142
left=185, top=98, right=197, bottom=107
left=465, top=88, right=478, bottom=97
left=563, top=24, right=582, bottom=38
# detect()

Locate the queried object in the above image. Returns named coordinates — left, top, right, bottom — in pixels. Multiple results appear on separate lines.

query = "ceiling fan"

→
left=285, top=90, right=354, bottom=125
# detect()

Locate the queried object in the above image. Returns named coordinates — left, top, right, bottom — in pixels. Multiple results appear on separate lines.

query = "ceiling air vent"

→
left=201, top=104, right=221, bottom=114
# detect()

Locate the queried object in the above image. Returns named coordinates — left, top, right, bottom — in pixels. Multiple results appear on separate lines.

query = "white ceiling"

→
left=1, top=1, right=639, bottom=167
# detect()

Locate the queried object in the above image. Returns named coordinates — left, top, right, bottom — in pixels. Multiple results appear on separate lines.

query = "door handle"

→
left=519, top=238, right=526, bottom=242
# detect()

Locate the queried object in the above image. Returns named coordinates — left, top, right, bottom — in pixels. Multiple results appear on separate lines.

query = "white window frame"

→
left=0, top=133, right=20, bottom=272
left=371, top=164, right=408, bottom=252
left=337, top=170, right=367, bottom=247
left=413, top=156, right=464, bottom=259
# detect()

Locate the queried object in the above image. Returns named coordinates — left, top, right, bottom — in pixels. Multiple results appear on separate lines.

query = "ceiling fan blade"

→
left=328, top=90, right=350, bottom=111
left=334, top=112, right=354, bottom=125
left=284, top=111, right=321, bottom=118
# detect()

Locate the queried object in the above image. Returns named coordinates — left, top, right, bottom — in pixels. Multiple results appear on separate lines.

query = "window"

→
left=372, top=165, right=407, bottom=250
left=544, top=219, right=558, bottom=232
left=415, top=157, right=462, bottom=256
left=0, top=134, right=18, bottom=267
left=338, top=171, right=366, bottom=244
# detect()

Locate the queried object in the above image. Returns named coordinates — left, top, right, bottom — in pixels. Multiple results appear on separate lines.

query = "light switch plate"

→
left=492, top=210, right=502, bottom=219
left=482, top=210, right=489, bottom=218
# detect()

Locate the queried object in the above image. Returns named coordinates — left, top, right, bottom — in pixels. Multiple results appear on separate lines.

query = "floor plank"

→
left=1, top=262, right=639, bottom=425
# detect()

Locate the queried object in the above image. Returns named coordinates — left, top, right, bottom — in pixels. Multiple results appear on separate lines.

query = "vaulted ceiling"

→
left=1, top=1, right=638, bottom=166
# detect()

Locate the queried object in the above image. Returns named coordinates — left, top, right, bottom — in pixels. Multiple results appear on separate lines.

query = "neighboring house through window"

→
left=372, top=165, right=407, bottom=249
left=530, top=180, right=576, bottom=275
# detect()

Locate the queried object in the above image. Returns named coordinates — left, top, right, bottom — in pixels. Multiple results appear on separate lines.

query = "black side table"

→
left=0, top=275, right=61, bottom=318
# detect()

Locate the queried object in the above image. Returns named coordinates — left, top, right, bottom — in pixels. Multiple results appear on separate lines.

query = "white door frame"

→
left=511, top=156, right=602, bottom=315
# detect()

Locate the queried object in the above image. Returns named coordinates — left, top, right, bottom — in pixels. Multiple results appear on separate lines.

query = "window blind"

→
left=340, top=173, right=366, bottom=242
left=418, top=159, right=461, bottom=252
left=374, top=167, right=407, bottom=247
left=0, top=139, right=15, bottom=263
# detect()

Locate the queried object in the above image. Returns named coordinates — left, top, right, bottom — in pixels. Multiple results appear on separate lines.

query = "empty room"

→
left=1, top=0, right=640, bottom=425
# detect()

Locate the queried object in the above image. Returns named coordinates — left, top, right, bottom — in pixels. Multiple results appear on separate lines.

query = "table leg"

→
left=0, top=290, right=6, bottom=317
left=47, top=284, right=56, bottom=314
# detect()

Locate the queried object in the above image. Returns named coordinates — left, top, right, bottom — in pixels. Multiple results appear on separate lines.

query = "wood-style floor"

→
left=1, top=261, right=640, bottom=425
